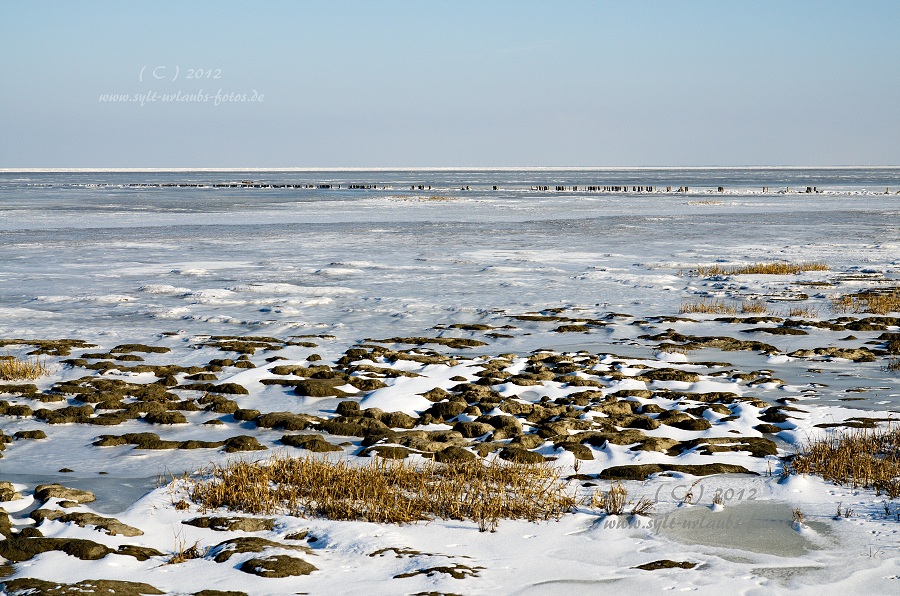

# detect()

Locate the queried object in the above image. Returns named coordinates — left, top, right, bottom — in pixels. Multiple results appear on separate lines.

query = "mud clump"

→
left=671, top=437, right=778, bottom=458
left=639, top=368, right=701, bottom=383
left=294, top=379, right=351, bottom=398
left=0, top=481, right=22, bottom=501
left=31, top=509, right=143, bottom=537
left=281, top=434, right=342, bottom=452
left=788, top=347, right=876, bottom=362
left=598, top=463, right=754, bottom=480
left=375, top=336, right=488, bottom=349
left=634, top=560, right=697, bottom=571
left=255, top=411, right=321, bottom=431
left=433, top=445, right=476, bottom=463
left=239, top=554, right=317, bottom=577
left=183, top=516, right=275, bottom=532
left=34, top=484, right=95, bottom=504
left=13, top=429, right=46, bottom=439
left=143, top=411, right=188, bottom=424
left=2, top=579, right=165, bottom=595
left=210, top=536, right=312, bottom=563
left=223, top=435, right=266, bottom=452
left=0, top=536, right=112, bottom=561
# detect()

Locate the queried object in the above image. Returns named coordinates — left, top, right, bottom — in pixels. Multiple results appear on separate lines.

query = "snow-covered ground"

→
left=0, top=169, right=899, bottom=594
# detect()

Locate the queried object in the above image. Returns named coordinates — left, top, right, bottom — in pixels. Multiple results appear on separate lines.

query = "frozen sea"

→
left=1, top=167, right=898, bottom=347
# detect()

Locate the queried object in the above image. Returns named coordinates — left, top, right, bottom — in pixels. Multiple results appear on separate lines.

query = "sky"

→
left=1, top=0, right=898, bottom=168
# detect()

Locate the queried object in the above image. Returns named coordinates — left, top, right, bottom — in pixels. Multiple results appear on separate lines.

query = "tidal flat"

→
left=1, top=168, right=899, bottom=594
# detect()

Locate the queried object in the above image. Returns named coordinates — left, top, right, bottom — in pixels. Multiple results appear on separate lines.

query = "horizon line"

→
left=3, top=165, right=900, bottom=173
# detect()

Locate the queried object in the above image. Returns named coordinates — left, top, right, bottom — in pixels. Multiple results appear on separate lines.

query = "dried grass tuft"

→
left=786, top=305, right=820, bottom=318
left=693, top=261, right=828, bottom=277
left=789, top=425, right=900, bottom=498
left=592, top=482, right=628, bottom=515
left=680, top=299, right=737, bottom=315
left=0, top=354, right=50, bottom=381
left=740, top=301, right=769, bottom=314
left=188, top=453, right=577, bottom=533
left=832, top=289, right=900, bottom=315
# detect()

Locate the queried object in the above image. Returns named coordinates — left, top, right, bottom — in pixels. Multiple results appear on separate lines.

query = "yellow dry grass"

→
left=591, top=482, right=628, bottom=515
left=679, top=299, right=737, bottom=315
left=188, top=453, right=577, bottom=532
left=786, top=305, right=820, bottom=318
left=789, top=426, right=900, bottom=498
left=590, top=482, right=654, bottom=516
left=694, top=261, right=828, bottom=277
left=740, top=301, right=769, bottom=314
left=0, top=354, right=50, bottom=381
left=831, top=289, right=900, bottom=315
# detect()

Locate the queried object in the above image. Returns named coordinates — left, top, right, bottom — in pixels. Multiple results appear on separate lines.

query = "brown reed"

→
left=0, top=354, right=50, bottom=381
left=679, top=299, right=738, bottom=315
left=789, top=425, right=900, bottom=498
left=188, top=453, right=578, bottom=532
left=831, top=289, right=900, bottom=315
left=694, top=261, right=828, bottom=277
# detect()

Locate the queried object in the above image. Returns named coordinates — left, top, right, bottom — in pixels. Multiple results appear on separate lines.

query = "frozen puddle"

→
left=657, top=501, right=833, bottom=557
left=0, top=473, right=158, bottom=514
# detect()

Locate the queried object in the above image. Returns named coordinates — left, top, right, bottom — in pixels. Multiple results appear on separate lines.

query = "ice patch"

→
left=139, top=284, right=191, bottom=295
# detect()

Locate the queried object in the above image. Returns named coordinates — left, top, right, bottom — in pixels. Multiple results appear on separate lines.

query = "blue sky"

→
left=1, top=0, right=898, bottom=167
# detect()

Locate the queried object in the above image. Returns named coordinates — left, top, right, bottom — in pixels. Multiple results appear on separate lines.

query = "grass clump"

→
left=789, top=426, right=900, bottom=498
left=693, top=261, right=828, bottom=277
left=591, top=482, right=653, bottom=516
left=188, top=453, right=577, bottom=532
left=741, top=301, right=769, bottom=314
left=167, top=535, right=206, bottom=565
left=680, top=299, right=737, bottom=315
left=786, top=305, right=820, bottom=318
left=832, top=289, right=900, bottom=315
left=0, top=354, right=50, bottom=381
